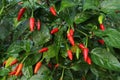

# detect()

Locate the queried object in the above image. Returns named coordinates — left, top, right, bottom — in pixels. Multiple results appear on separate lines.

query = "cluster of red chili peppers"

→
left=33, top=6, right=58, bottom=73
left=3, top=59, right=23, bottom=76
left=79, top=44, right=91, bottom=65
left=3, top=3, right=93, bottom=76
left=67, top=28, right=74, bottom=60
left=18, top=6, right=57, bottom=32
left=66, top=28, right=92, bottom=64
left=4, top=6, right=58, bottom=75
left=17, top=7, right=41, bottom=32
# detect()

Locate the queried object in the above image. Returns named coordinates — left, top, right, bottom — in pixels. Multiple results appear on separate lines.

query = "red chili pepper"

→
left=9, top=71, right=16, bottom=75
left=100, top=24, right=105, bottom=31
left=83, top=48, right=89, bottom=62
left=39, top=47, right=48, bottom=53
left=67, top=50, right=73, bottom=60
left=48, top=63, right=52, bottom=68
left=50, top=6, right=57, bottom=16
left=50, top=28, right=59, bottom=34
left=67, top=33, right=75, bottom=46
left=34, top=62, right=42, bottom=74
left=18, top=71, right=22, bottom=76
left=17, top=8, right=26, bottom=21
left=78, top=43, right=85, bottom=50
left=55, top=64, right=59, bottom=68
left=14, top=64, right=19, bottom=71
left=10, top=71, right=22, bottom=76
left=86, top=56, right=92, bottom=65
left=15, top=63, right=23, bottom=76
left=30, top=17, right=35, bottom=32
left=10, top=59, right=18, bottom=66
left=36, top=19, right=41, bottom=30
left=98, top=39, right=104, bottom=45
left=69, top=28, right=74, bottom=36
left=9, top=64, right=19, bottom=76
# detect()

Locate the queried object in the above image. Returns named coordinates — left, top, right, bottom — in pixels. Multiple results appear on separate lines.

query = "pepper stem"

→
left=21, top=55, right=28, bottom=63
left=59, top=68, right=65, bottom=80
left=76, top=29, right=88, bottom=47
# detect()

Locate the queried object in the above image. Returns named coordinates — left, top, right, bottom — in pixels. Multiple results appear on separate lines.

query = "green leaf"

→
left=37, top=65, right=50, bottom=75
left=59, top=0, right=76, bottom=12
left=20, top=76, right=28, bottom=80
left=70, top=62, right=89, bottom=72
left=83, top=0, right=99, bottom=11
left=32, top=25, right=51, bottom=46
left=7, top=40, right=32, bottom=57
left=43, top=44, right=59, bottom=62
left=6, top=41, right=23, bottom=57
left=24, top=53, right=41, bottom=67
left=107, top=13, right=120, bottom=31
left=63, top=69, right=73, bottom=80
left=60, top=7, right=76, bottom=25
left=74, top=12, right=91, bottom=24
left=22, top=40, right=33, bottom=53
left=94, top=28, right=120, bottom=48
left=101, top=0, right=120, bottom=13
left=13, top=20, right=28, bottom=40
left=0, top=19, right=13, bottom=40
left=70, top=63, right=81, bottom=71
left=118, top=76, right=120, bottom=80
left=90, top=67, right=99, bottom=77
left=30, top=75, right=48, bottom=80
left=59, top=0, right=77, bottom=25
left=0, top=68, right=9, bottom=76
left=91, top=47, right=120, bottom=71
left=23, top=66, right=33, bottom=79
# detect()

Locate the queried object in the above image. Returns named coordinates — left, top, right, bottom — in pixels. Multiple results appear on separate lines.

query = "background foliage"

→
left=0, top=0, right=120, bottom=80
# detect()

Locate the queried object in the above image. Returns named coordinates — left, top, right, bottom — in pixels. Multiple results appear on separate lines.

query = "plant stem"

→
left=21, top=55, right=28, bottom=63
left=49, top=67, right=56, bottom=80
left=76, top=29, right=87, bottom=37
left=76, top=29, right=88, bottom=47
left=59, top=68, right=65, bottom=80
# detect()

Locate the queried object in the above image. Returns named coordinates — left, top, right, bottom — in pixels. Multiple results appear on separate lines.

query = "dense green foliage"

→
left=0, top=0, right=120, bottom=80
